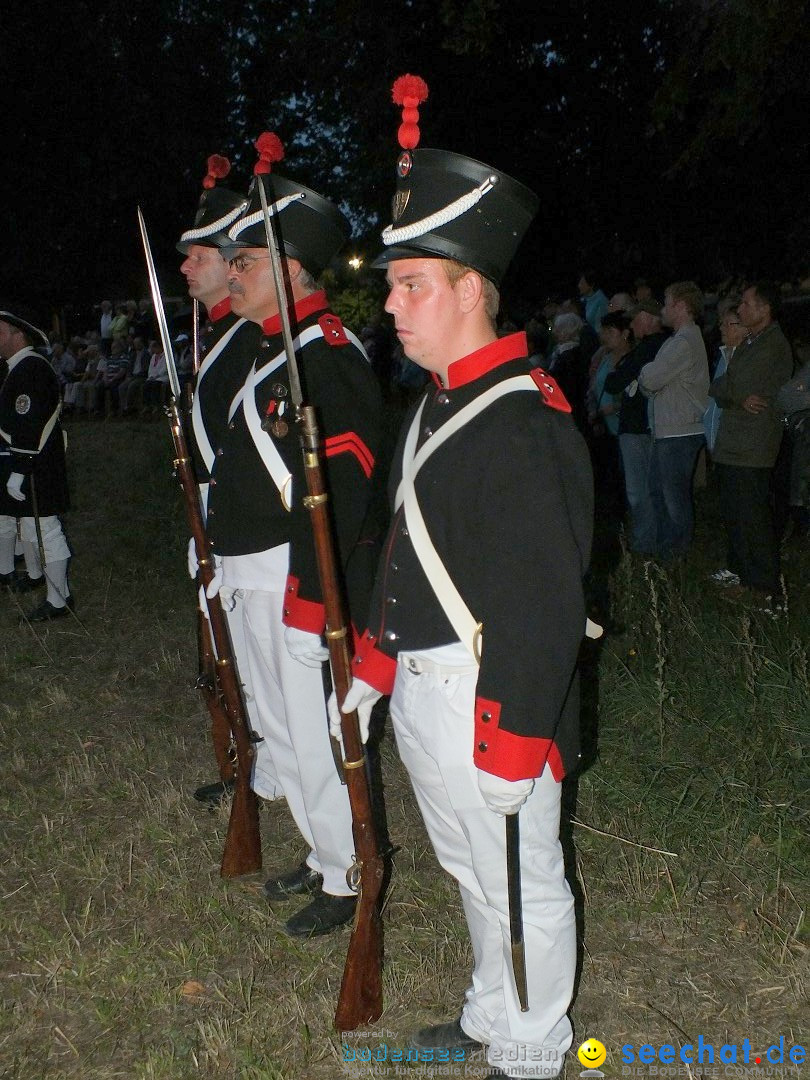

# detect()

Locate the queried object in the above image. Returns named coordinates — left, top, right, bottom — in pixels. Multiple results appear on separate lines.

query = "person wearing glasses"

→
left=177, top=153, right=283, bottom=811
left=206, top=135, right=382, bottom=938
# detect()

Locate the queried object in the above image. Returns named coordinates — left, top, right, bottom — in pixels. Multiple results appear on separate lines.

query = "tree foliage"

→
left=2, top=0, right=807, bottom=327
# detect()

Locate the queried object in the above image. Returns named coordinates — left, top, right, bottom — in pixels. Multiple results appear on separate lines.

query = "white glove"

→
left=187, top=537, right=198, bottom=579
left=477, top=770, right=535, bottom=816
left=327, top=677, right=382, bottom=745
left=7, top=472, right=25, bottom=502
left=284, top=626, right=329, bottom=668
left=198, top=565, right=235, bottom=617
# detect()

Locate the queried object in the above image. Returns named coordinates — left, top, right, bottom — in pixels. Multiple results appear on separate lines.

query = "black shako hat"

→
left=0, top=308, right=49, bottom=348
left=222, top=132, right=350, bottom=277
left=177, top=154, right=247, bottom=254
left=372, top=75, right=539, bottom=288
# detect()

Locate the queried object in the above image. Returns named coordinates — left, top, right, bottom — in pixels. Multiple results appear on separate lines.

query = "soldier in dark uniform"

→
left=177, top=154, right=281, bottom=808
left=328, top=78, right=593, bottom=1078
left=0, top=308, right=73, bottom=619
left=206, top=133, right=382, bottom=936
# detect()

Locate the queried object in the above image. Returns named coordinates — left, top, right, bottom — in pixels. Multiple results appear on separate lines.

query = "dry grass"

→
left=0, top=418, right=806, bottom=1078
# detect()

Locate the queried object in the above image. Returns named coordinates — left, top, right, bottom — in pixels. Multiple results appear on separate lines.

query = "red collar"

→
left=207, top=296, right=232, bottom=323
left=439, top=332, right=528, bottom=390
left=261, top=291, right=328, bottom=336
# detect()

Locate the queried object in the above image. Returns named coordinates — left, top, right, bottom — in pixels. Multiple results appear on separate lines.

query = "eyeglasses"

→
left=228, top=253, right=272, bottom=273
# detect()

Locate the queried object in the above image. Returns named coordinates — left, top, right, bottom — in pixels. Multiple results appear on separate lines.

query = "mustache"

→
left=228, top=282, right=245, bottom=296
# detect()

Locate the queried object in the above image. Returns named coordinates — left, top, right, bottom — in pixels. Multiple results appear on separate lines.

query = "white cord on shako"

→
left=180, top=200, right=248, bottom=242
left=228, top=192, right=307, bottom=240
left=382, top=175, right=498, bottom=245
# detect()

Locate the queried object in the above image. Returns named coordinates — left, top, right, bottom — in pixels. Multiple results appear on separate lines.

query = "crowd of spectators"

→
left=44, top=275, right=810, bottom=617
left=362, top=269, right=809, bottom=618
left=45, top=298, right=195, bottom=419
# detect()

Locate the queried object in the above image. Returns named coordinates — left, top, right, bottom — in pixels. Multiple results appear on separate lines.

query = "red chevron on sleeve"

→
left=323, top=432, right=375, bottom=478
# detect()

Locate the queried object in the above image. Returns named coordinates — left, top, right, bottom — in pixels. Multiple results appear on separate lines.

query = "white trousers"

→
left=390, top=654, right=575, bottom=1079
left=240, top=588, right=355, bottom=896
left=222, top=594, right=280, bottom=800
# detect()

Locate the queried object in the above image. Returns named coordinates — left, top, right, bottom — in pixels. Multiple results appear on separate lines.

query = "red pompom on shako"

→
left=391, top=74, right=429, bottom=150
left=254, top=132, right=285, bottom=175
left=202, top=154, right=231, bottom=189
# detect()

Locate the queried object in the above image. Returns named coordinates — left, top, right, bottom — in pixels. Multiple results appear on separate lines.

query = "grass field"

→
left=1, top=415, right=807, bottom=1080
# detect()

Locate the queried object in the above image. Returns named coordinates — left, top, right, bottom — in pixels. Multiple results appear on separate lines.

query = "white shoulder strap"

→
left=237, top=324, right=327, bottom=511
left=397, top=377, right=537, bottom=662
left=396, top=376, right=602, bottom=659
left=191, top=317, right=247, bottom=473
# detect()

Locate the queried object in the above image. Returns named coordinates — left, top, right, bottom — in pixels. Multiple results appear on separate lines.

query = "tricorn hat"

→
left=372, top=75, right=539, bottom=287
left=221, top=132, right=350, bottom=277
left=0, top=308, right=49, bottom=348
left=176, top=154, right=247, bottom=254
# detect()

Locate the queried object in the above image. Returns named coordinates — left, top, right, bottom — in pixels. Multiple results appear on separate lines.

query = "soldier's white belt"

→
left=192, top=316, right=247, bottom=473
left=395, top=377, right=602, bottom=664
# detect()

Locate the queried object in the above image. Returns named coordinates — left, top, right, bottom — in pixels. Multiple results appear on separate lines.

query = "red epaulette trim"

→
left=473, top=695, right=566, bottom=780
left=318, top=313, right=350, bottom=346
left=530, top=367, right=572, bottom=414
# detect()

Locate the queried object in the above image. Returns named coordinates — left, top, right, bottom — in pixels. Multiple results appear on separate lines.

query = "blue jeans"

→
left=648, top=434, right=705, bottom=559
left=619, top=433, right=656, bottom=554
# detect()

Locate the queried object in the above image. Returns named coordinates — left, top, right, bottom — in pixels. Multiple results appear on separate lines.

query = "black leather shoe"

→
left=263, top=862, right=324, bottom=902
left=193, top=779, right=235, bottom=806
left=24, top=597, right=74, bottom=623
left=10, top=574, right=46, bottom=593
left=284, top=892, right=356, bottom=937
left=408, top=1019, right=484, bottom=1054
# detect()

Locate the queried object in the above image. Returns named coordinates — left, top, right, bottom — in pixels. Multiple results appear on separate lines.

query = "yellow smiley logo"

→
left=577, top=1039, right=607, bottom=1069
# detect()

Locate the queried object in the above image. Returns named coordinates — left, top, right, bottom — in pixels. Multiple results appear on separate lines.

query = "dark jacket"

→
left=352, top=333, right=593, bottom=782
left=604, top=331, right=669, bottom=435
left=710, top=322, right=794, bottom=468
left=206, top=291, right=382, bottom=631
left=0, top=347, right=69, bottom=516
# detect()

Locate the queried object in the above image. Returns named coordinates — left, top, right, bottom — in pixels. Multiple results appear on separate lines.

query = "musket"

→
left=254, top=175, right=384, bottom=1029
left=506, top=813, right=529, bottom=1011
left=137, top=207, right=261, bottom=878
left=186, top=294, right=234, bottom=785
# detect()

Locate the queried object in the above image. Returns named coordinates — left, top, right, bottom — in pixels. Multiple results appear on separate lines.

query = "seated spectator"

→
left=51, top=341, right=77, bottom=393
left=174, top=333, right=194, bottom=398
left=95, top=339, right=130, bottom=417
left=72, top=345, right=103, bottom=416
left=120, top=336, right=150, bottom=415
left=141, top=340, right=169, bottom=416
left=608, top=291, right=635, bottom=314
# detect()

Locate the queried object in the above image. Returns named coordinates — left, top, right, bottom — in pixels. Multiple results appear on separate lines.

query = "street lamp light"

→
left=348, top=256, right=363, bottom=271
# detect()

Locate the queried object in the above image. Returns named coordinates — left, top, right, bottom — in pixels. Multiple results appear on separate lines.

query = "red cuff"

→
left=351, top=631, right=397, bottom=695
left=282, top=575, right=325, bottom=634
left=473, top=696, right=565, bottom=781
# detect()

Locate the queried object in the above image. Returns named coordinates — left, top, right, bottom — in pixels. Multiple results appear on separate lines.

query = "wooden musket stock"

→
left=195, top=605, right=236, bottom=785
left=168, top=401, right=261, bottom=878
left=298, top=407, right=384, bottom=1031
